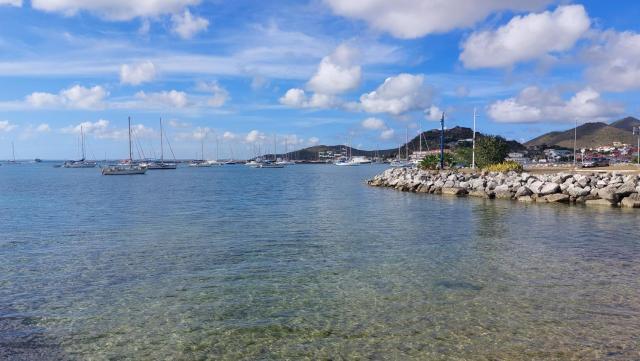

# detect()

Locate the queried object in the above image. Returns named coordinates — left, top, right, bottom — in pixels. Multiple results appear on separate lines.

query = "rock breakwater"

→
left=368, top=167, right=640, bottom=208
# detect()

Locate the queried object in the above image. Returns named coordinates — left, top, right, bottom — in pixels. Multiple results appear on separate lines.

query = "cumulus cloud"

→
left=223, top=131, right=236, bottom=140
left=36, top=123, right=51, bottom=132
left=585, top=30, right=640, bottom=92
left=308, top=136, right=320, bottom=145
left=324, top=0, right=551, bottom=39
left=361, top=117, right=386, bottom=130
left=380, top=128, right=395, bottom=140
left=196, top=81, right=229, bottom=107
left=26, top=85, right=108, bottom=110
left=61, top=119, right=154, bottom=140
left=0, top=0, right=21, bottom=7
left=488, top=86, right=623, bottom=123
left=134, top=90, right=188, bottom=108
left=171, top=9, right=209, bottom=39
left=120, top=61, right=156, bottom=85
left=460, top=5, right=590, bottom=69
left=168, top=119, right=191, bottom=128
left=358, top=73, right=431, bottom=115
left=279, top=88, right=340, bottom=109
left=307, top=44, right=361, bottom=95
left=280, top=44, right=359, bottom=110
left=0, top=120, right=17, bottom=132
left=245, top=129, right=266, bottom=143
left=30, top=0, right=200, bottom=21
left=425, top=105, right=443, bottom=121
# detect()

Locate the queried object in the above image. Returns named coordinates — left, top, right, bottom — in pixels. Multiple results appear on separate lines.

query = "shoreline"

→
left=368, top=167, right=640, bottom=208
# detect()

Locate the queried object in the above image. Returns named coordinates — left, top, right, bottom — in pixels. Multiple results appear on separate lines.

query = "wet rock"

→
left=469, top=190, right=491, bottom=198
left=621, top=193, right=640, bottom=208
left=539, top=182, right=560, bottom=196
left=518, top=195, right=534, bottom=202
left=586, top=198, right=618, bottom=207
left=543, top=194, right=570, bottom=203
left=442, top=187, right=468, bottom=196
left=514, top=186, right=532, bottom=198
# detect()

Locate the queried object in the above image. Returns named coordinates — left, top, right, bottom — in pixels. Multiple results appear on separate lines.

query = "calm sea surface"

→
left=1, top=163, right=639, bottom=360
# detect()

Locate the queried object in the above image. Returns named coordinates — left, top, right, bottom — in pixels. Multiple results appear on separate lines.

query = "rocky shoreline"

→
left=368, top=167, right=640, bottom=208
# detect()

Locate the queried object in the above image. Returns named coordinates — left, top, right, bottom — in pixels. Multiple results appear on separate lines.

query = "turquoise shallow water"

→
left=1, top=163, right=639, bottom=360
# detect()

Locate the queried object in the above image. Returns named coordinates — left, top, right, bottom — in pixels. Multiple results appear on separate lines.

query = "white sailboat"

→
left=189, top=133, right=214, bottom=167
left=102, top=117, right=147, bottom=175
left=257, top=135, right=284, bottom=168
left=390, top=127, right=413, bottom=168
left=143, top=118, right=177, bottom=170
left=64, top=126, right=97, bottom=168
left=6, top=142, right=19, bottom=164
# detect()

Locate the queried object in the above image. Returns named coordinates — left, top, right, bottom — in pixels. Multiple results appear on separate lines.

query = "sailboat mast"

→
left=160, top=118, right=164, bottom=163
left=128, top=116, right=133, bottom=162
left=11, top=141, right=15, bottom=162
left=201, top=135, right=205, bottom=161
left=405, top=127, right=409, bottom=160
left=81, top=125, right=85, bottom=160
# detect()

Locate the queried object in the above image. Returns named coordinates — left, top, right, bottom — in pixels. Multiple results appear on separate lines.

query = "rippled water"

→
left=1, top=163, right=639, bottom=360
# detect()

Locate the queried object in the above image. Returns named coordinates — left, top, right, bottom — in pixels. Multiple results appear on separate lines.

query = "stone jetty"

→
left=367, top=167, right=640, bottom=208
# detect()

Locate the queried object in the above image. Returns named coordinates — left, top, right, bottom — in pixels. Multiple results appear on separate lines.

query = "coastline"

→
left=368, top=167, right=640, bottom=208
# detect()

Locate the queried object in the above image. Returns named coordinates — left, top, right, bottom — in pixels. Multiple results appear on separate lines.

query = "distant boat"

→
left=143, top=118, right=177, bottom=170
left=102, top=117, right=146, bottom=175
left=6, top=142, right=20, bottom=165
left=188, top=132, right=214, bottom=167
left=256, top=135, right=284, bottom=169
left=64, top=126, right=97, bottom=168
left=34, top=158, right=42, bottom=163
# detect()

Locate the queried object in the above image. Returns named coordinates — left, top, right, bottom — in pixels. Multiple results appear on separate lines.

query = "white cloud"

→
left=120, top=61, right=156, bottom=85
left=36, top=123, right=51, bottom=132
left=250, top=76, right=268, bottom=90
left=223, top=131, right=236, bottom=140
left=358, top=73, right=431, bottom=115
left=585, top=30, right=640, bottom=92
left=26, top=85, right=108, bottom=110
left=488, top=86, right=623, bottom=123
left=460, top=5, right=590, bottom=69
left=279, top=88, right=339, bottom=109
left=361, top=117, right=386, bottom=130
left=168, top=119, right=191, bottom=128
left=324, top=0, right=551, bottom=39
left=380, top=128, right=395, bottom=140
left=60, top=119, right=153, bottom=140
left=308, top=136, right=320, bottom=145
left=0, top=0, right=21, bottom=7
left=171, top=9, right=209, bottom=39
left=134, top=90, right=188, bottom=108
left=245, top=130, right=266, bottom=143
left=196, top=81, right=229, bottom=107
left=425, top=105, right=443, bottom=121
left=30, top=0, right=200, bottom=21
left=307, top=44, right=361, bottom=95
left=0, top=120, right=17, bottom=132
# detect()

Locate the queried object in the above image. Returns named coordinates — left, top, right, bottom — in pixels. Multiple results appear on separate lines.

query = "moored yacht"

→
left=102, top=117, right=147, bottom=175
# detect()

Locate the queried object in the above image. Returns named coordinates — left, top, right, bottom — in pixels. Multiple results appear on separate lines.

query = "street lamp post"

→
left=573, top=118, right=578, bottom=168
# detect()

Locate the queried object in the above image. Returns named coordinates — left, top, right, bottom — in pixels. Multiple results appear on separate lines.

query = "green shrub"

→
left=483, top=161, right=523, bottom=173
left=418, top=153, right=454, bottom=170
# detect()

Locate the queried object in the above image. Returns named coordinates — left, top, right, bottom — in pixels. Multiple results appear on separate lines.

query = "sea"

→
left=1, top=163, right=639, bottom=360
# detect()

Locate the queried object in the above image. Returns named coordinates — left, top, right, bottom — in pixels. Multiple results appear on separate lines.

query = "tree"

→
left=475, top=136, right=509, bottom=168
left=454, top=147, right=472, bottom=167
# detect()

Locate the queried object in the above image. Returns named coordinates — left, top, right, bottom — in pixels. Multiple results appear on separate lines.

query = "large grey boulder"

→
left=615, top=182, right=637, bottom=197
left=567, top=185, right=590, bottom=197
left=514, top=186, right=532, bottom=198
left=586, top=198, right=618, bottom=207
left=598, top=186, right=621, bottom=203
left=621, top=193, right=640, bottom=208
left=543, top=194, right=570, bottom=203
left=539, top=182, right=560, bottom=196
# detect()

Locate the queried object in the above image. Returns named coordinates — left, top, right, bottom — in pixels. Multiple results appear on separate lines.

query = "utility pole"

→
left=472, top=107, right=477, bottom=170
left=440, top=112, right=445, bottom=169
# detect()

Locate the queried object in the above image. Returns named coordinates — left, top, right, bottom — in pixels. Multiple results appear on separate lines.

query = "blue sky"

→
left=1, top=0, right=640, bottom=159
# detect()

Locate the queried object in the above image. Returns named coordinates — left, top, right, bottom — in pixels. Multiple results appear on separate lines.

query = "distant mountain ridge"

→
left=277, top=126, right=525, bottom=161
left=525, top=116, right=640, bottom=149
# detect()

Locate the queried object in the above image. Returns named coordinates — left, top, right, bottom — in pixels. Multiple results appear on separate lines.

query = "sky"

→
left=1, top=0, right=640, bottom=160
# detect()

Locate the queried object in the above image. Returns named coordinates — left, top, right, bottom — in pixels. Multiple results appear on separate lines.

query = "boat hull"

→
left=102, top=167, right=146, bottom=175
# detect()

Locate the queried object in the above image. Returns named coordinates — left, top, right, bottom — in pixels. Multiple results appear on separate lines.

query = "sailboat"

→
left=276, top=138, right=295, bottom=165
left=189, top=133, right=214, bottom=167
left=335, top=137, right=359, bottom=166
left=64, top=126, right=97, bottom=168
left=143, top=118, right=177, bottom=170
left=390, top=128, right=413, bottom=168
left=6, top=142, right=19, bottom=164
left=257, top=135, right=284, bottom=168
left=101, top=117, right=147, bottom=175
